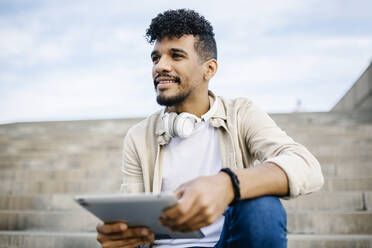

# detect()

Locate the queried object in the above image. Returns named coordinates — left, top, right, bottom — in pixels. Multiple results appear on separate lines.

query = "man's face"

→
left=151, top=35, right=205, bottom=106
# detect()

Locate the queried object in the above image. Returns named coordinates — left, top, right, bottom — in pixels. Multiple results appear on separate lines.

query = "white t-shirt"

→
left=154, top=111, right=224, bottom=247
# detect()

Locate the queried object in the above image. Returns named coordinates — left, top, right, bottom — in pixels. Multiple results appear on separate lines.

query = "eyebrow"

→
left=170, top=48, right=188, bottom=56
left=150, top=48, right=189, bottom=57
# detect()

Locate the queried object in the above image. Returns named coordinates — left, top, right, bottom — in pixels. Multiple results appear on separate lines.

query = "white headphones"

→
left=162, top=112, right=201, bottom=138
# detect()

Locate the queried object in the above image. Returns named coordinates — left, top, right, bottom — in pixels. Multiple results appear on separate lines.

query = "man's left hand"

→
left=159, top=173, right=234, bottom=232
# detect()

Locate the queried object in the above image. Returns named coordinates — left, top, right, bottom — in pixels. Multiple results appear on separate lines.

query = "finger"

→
left=98, top=227, right=151, bottom=242
left=178, top=219, right=209, bottom=232
left=97, top=222, right=128, bottom=234
left=161, top=185, right=185, bottom=214
left=121, top=227, right=151, bottom=239
left=161, top=190, right=197, bottom=222
left=120, top=237, right=152, bottom=248
left=101, top=236, right=151, bottom=248
left=97, top=232, right=130, bottom=243
left=173, top=184, right=186, bottom=199
left=162, top=197, right=201, bottom=228
left=174, top=212, right=218, bottom=232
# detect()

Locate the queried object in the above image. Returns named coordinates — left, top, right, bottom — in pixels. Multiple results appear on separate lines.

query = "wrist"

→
left=217, top=172, right=235, bottom=205
left=219, top=168, right=241, bottom=206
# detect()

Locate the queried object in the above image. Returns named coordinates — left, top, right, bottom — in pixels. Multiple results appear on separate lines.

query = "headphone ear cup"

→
left=167, top=112, right=178, bottom=137
left=174, top=113, right=197, bottom=138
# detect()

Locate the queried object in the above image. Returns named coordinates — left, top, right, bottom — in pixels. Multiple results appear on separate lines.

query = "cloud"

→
left=0, top=65, right=157, bottom=123
left=0, top=0, right=371, bottom=123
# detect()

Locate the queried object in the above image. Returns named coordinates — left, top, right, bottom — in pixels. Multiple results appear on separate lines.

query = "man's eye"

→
left=151, top=56, right=159, bottom=64
left=172, top=54, right=183, bottom=59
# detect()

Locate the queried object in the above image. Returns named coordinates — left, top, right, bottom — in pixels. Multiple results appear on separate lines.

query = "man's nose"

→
left=154, top=57, right=171, bottom=73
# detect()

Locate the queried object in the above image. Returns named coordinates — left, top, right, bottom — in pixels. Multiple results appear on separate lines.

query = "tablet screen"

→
left=74, top=193, right=204, bottom=239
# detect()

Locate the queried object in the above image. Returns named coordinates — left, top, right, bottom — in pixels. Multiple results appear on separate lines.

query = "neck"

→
left=166, top=90, right=210, bottom=118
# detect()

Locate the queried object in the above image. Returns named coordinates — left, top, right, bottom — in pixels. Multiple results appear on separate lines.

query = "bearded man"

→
left=96, top=9, right=324, bottom=248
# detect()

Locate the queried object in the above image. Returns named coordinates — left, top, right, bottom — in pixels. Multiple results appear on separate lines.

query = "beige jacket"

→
left=120, top=91, right=324, bottom=198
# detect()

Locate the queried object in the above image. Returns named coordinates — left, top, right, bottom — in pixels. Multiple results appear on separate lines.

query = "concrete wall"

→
left=332, top=62, right=372, bottom=112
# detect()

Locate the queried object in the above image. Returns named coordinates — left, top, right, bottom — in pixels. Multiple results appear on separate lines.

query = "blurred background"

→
left=1, top=0, right=372, bottom=124
left=1, top=1, right=372, bottom=247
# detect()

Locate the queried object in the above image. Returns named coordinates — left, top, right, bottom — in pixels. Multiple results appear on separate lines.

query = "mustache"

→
left=154, top=74, right=181, bottom=85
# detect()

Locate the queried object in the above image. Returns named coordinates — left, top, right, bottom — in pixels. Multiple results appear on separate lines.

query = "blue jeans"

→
left=212, top=195, right=287, bottom=248
left=147, top=196, right=287, bottom=248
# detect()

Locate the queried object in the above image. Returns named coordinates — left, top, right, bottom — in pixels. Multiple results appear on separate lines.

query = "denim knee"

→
left=222, top=195, right=287, bottom=248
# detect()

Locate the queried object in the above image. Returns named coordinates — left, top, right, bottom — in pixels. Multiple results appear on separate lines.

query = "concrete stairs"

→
left=0, top=112, right=371, bottom=247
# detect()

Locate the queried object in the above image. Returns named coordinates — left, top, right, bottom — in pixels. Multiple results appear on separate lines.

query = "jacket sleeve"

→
left=120, top=129, right=145, bottom=194
left=239, top=104, right=324, bottom=198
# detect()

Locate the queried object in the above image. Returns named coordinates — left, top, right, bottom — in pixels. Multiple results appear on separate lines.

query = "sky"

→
left=0, top=0, right=371, bottom=124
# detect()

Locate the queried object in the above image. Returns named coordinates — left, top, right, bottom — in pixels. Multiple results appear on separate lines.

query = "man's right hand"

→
left=96, top=222, right=155, bottom=248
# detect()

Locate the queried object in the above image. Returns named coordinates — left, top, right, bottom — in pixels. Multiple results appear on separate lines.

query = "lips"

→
left=154, top=74, right=180, bottom=88
left=157, top=78, right=176, bottom=84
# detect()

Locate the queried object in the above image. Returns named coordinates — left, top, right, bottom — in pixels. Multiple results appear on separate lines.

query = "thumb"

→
left=174, top=184, right=187, bottom=200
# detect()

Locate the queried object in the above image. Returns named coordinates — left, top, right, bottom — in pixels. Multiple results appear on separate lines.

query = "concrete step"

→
left=1, top=210, right=372, bottom=234
left=0, top=134, right=123, bottom=142
left=367, top=192, right=372, bottom=211
left=270, top=111, right=372, bottom=126
left=321, top=162, right=372, bottom=178
left=0, top=195, right=80, bottom=211
left=0, top=231, right=98, bottom=248
left=306, top=145, right=372, bottom=157
left=1, top=153, right=371, bottom=174
left=1, top=154, right=371, bottom=172
left=1, top=159, right=371, bottom=181
left=302, top=141, right=372, bottom=150
left=2, top=135, right=370, bottom=158
left=0, top=180, right=122, bottom=194
left=317, top=154, right=372, bottom=165
left=1, top=192, right=368, bottom=211
left=1, top=125, right=371, bottom=146
left=2, top=177, right=371, bottom=195
left=282, top=192, right=366, bottom=211
left=289, top=126, right=372, bottom=134
left=1, top=113, right=370, bottom=138
left=0, top=151, right=122, bottom=159
left=0, top=152, right=122, bottom=169
left=0, top=232, right=371, bottom=248
left=1, top=157, right=371, bottom=180
left=0, top=146, right=122, bottom=158
left=0, top=118, right=142, bottom=136
left=287, top=234, right=372, bottom=248
left=2, top=130, right=370, bottom=143
left=0, top=141, right=123, bottom=155
left=2, top=113, right=370, bottom=134
left=0, top=168, right=121, bottom=181
left=284, top=126, right=372, bottom=137
left=2, top=142, right=372, bottom=158
left=322, top=178, right=372, bottom=191
left=2, top=115, right=370, bottom=135
left=0, top=210, right=98, bottom=232
left=287, top=211, right=372, bottom=235
left=0, top=137, right=122, bottom=147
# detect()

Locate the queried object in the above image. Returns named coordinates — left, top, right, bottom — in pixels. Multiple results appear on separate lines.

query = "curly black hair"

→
left=146, top=9, right=217, bottom=62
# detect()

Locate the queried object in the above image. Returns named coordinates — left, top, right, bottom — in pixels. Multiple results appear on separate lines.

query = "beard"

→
left=154, top=74, right=188, bottom=106
left=156, top=90, right=191, bottom=106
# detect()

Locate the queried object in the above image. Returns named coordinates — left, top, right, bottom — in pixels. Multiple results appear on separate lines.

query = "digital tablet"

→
left=74, top=193, right=204, bottom=239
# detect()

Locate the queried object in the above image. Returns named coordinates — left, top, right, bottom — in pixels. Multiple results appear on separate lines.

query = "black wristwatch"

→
left=220, top=168, right=241, bottom=206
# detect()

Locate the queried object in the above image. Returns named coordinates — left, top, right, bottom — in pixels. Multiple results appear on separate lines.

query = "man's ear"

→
left=203, top=59, right=218, bottom=81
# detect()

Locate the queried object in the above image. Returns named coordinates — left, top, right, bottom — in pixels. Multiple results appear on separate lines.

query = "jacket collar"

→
left=155, top=90, right=227, bottom=145
left=208, top=90, right=227, bottom=121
